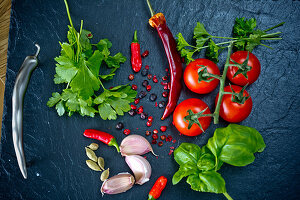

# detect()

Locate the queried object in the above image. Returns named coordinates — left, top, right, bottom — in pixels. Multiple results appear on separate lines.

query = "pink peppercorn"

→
left=146, top=121, right=152, bottom=127
left=142, top=50, right=149, bottom=58
left=158, top=141, right=163, bottom=147
left=152, top=133, right=158, bottom=140
left=134, top=98, right=140, bottom=104
left=153, top=129, right=158, bottom=134
left=123, top=129, right=131, bottom=135
left=152, top=139, right=157, bottom=144
left=131, top=105, right=137, bottom=110
left=131, top=84, right=137, bottom=90
left=145, top=65, right=149, bottom=70
left=160, top=126, right=167, bottom=132
left=146, top=85, right=151, bottom=91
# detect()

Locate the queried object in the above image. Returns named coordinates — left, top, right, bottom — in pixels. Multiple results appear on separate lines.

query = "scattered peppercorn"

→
left=165, top=68, right=169, bottom=72
left=123, top=129, right=131, bottom=135
left=128, top=74, right=134, bottom=81
left=153, top=129, right=158, bottom=134
left=152, top=133, right=158, bottom=140
left=160, top=135, right=166, bottom=140
left=131, top=84, right=137, bottom=90
left=148, top=116, right=153, bottom=122
left=145, top=65, right=150, bottom=70
left=138, top=91, right=147, bottom=99
left=168, top=135, right=173, bottom=140
left=142, top=80, right=149, bottom=87
left=152, top=139, right=157, bottom=144
left=141, top=50, right=149, bottom=57
left=172, top=139, right=177, bottom=143
left=128, top=109, right=137, bottom=116
left=162, top=76, right=168, bottom=81
left=158, top=141, right=163, bottom=147
left=160, top=126, right=167, bottom=132
left=147, top=74, right=152, bottom=80
left=146, top=131, right=152, bottom=136
left=137, top=106, right=144, bottom=114
left=140, top=112, right=148, bottom=120
left=146, top=85, right=152, bottom=91
left=158, top=101, right=165, bottom=108
left=153, top=77, right=158, bottom=83
left=149, top=93, right=157, bottom=101
left=162, top=91, right=168, bottom=98
left=134, top=98, right=140, bottom=104
left=116, top=122, right=124, bottom=130
left=163, top=85, right=168, bottom=90
left=147, top=121, right=152, bottom=127
left=131, top=105, right=137, bottom=110
left=141, top=68, right=148, bottom=76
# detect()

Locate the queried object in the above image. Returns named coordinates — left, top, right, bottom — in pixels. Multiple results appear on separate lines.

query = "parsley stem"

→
left=263, top=22, right=285, bottom=32
left=223, top=192, right=234, bottom=200
left=195, top=40, right=237, bottom=51
left=64, top=0, right=74, bottom=28
left=99, top=80, right=106, bottom=90
left=260, top=43, right=273, bottom=49
left=212, top=36, right=237, bottom=40
left=213, top=42, right=233, bottom=124
left=260, top=37, right=282, bottom=40
left=261, top=32, right=281, bottom=37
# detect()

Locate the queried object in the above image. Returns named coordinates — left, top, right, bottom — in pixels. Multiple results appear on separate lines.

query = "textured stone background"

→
left=0, top=0, right=300, bottom=199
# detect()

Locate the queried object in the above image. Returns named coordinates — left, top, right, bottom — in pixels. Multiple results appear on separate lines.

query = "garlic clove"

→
left=101, top=173, right=135, bottom=195
left=120, top=135, right=158, bottom=156
left=125, top=155, right=151, bottom=185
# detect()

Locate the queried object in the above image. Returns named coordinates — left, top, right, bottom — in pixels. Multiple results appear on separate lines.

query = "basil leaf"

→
left=172, top=162, right=199, bottom=185
left=174, top=143, right=201, bottom=166
left=198, top=171, right=226, bottom=193
left=206, top=124, right=266, bottom=166
left=197, top=146, right=223, bottom=171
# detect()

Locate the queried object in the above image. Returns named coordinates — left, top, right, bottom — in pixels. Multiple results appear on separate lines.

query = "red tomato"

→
left=173, top=98, right=211, bottom=136
left=227, top=51, right=261, bottom=86
left=216, top=85, right=252, bottom=123
left=184, top=58, right=220, bottom=94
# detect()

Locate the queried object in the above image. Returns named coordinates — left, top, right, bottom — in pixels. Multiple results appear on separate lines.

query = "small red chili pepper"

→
left=83, top=129, right=120, bottom=152
left=147, top=1, right=183, bottom=120
left=131, top=30, right=142, bottom=72
left=148, top=176, right=168, bottom=200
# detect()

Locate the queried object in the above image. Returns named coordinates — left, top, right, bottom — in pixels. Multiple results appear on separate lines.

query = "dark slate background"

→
left=1, top=0, right=300, bottom=199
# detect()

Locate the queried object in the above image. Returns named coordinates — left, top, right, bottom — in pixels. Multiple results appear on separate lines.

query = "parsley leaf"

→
left=47, top=1, right=136, bottom=120
left=193, top=22, right=211, bottom=48
left=205, top=39, right=221, bottom=63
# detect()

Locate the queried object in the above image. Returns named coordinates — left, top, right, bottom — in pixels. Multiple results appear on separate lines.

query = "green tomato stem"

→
left=202, top=73, right=222, bottom=80
left=223, top=192, right=234, bottom=200
left=213, top=42, right=233, bottom=124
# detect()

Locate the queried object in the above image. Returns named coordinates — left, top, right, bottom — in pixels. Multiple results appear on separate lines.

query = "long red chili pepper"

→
left=146, top=0, right=183, bottom=120
left=83, top=129, right=120, bottom=152
left=131, top=30, right=142, bottom=72
left=148, top=176, right=168, bottom=200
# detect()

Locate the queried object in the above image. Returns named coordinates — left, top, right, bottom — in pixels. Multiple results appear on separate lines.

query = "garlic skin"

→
left=101, top=173, right=135, bottom=195
left=125, top=155, right=152, bottom=185
left=120, top=135, right=158, bottom=156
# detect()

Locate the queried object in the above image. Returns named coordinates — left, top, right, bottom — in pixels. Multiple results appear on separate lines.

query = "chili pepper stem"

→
left=146, top=0, right=156, bottom=17
left=133, top=30, right=139, bottom=43
left=213, top=42, right=234, bottom=124
left=108, top=138, right=120, bottom=152
left=223, top=192, right=234, bottom=200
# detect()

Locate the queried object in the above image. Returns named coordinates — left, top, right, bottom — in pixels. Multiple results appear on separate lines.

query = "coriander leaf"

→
left=70, top=59, right=100, bottom=100
left=172, top=162, right=199, bottom=185
left=54, top=74, right=67, bottom=84
left=80, top=29, right=92, bottom=51
left=176, top=33, right=191, bottom=50
left=59, top=42, right=74, bottom=60
left=174, top=143, right=201, bottom=166
left=55, top=100, right=65, bottom=116
left=86, top=50, right=104, bottom=77
left=47, top=92, right=61, bottom=107
left=78, top=98, right=96, bottom=117
left=105, top=53, right=126, bottom=68
left=98, top=102, right=117, bottom=120
left=96, top=39, right=112, bottom=58
left=99, top=73, right=115, bottom=81
left=54, top=56, right=78, bottom=83
left=205, top=39, right=220, bottom=63
left=233, top=17, right=256, bottom=38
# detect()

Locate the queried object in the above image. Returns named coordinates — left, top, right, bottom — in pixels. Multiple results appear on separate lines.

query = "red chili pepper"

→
left=148, top=176, right=168, bottom=200
left=83, top=129, right=120, bottom=152
left=131, top=30, right=142, bottom=72
left=147, top=1, right=183, bottom=120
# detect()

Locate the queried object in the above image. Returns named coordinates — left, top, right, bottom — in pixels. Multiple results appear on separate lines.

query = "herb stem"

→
left=64, top=0, right=74, bottom=28
left=260, top=43, right=273, bottom=49
left=146, top=0, right=156, bottom=17
left=212, top=36, right=237, bottom=40
left=263, top=22, right=285, bottom=32
left=99, top=80, right=106, bottom=90
left=223, top=192, right=234, bottom=200
left=261, top=32, right=282, bottom=37
left=195, top=40, right=237, bottom=51
left=213, top=42, right=233, bottom=124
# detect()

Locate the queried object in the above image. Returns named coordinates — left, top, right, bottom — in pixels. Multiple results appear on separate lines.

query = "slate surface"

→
left=1, top=0, right=300, bottom=199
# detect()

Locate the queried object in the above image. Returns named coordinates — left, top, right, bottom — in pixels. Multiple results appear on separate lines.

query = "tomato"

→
left=216, top=85, right=252, bottom=123
left=173, top=98, right=211, bottom=136
left=184, top=58, right=220, bottom=94
left=227, top=51, right=261, bottom=86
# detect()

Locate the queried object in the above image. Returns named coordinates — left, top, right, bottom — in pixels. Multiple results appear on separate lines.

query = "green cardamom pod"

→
left=85, top=147, right=97, bottom=162
left=98, top=157, right=105, bottom=171
left=87, top=143, right=99, bottom=151
left=100, top=168, right=110, bottom=181
left=86, top=160, right=101, bottom=171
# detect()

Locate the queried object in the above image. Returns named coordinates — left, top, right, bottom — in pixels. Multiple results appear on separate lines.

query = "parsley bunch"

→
left=47, top=0, right=137, bottom=120
left=176, top=18, right=284, bottom=64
